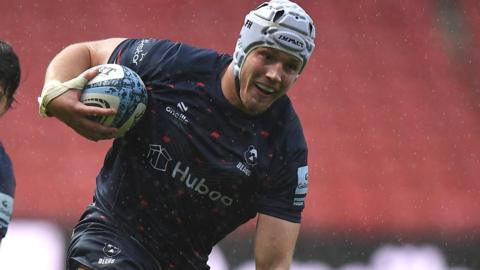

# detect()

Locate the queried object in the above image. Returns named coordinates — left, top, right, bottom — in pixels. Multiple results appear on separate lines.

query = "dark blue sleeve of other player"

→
left=0, top=142, right=16, bottom=239
left=257, top=106, right=309, bottom=223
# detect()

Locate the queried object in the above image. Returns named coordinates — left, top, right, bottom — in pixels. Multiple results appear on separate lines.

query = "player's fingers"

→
left=74, top=119, right=118, bottom=141
left=76, top=103, right=117, bottom=116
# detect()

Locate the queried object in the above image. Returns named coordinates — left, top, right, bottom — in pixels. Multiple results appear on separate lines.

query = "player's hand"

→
left=46, top=69, right=118, bottom=141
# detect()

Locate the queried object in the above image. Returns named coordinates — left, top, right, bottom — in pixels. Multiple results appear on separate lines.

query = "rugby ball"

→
left=80, top=64, right=148, bottom=138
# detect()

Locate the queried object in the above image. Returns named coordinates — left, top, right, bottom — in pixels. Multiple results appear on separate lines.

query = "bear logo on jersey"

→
left=103, top=243, right=121, bottom=257
left=244, top=145, right=258, bottom=166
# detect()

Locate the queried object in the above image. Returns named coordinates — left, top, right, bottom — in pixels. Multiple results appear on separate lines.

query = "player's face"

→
left=239, top=47, right=301, bottom=115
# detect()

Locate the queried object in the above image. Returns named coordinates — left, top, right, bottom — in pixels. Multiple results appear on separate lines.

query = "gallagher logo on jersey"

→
left=293, top=166, right=308, bottom=207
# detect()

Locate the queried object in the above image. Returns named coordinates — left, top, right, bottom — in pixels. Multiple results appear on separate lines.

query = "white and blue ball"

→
left=80, top=64, right=148, bottom=138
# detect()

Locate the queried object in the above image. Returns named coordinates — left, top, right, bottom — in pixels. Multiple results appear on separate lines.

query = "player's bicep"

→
left=87, top=38, right=127, bottom=66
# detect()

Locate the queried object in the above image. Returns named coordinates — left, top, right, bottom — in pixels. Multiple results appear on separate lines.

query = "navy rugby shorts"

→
left=67, top=205, right=163, bottom=270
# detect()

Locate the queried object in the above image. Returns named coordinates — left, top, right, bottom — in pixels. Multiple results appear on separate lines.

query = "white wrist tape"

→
left=38, top=75, right=89, bottom=117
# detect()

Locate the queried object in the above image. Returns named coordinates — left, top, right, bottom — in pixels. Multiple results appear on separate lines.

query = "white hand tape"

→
left=38, top=75, right=89, bottom=117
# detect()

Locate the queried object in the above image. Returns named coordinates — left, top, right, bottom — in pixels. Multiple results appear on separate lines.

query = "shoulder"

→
left=270, top=97, right=307, bottom=151
left=109, top=39, right=232, bottom=86
left=111, top=38, right=230, bottom=75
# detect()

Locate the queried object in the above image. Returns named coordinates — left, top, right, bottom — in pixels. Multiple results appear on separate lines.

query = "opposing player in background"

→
left=39, top=0, right=315, bottom=269
left=0, top=40, right=20, bottom=246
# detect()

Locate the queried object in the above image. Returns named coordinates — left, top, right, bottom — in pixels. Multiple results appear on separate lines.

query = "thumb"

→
left=82, top=67, right=100, bottom=82
left=63, top=67, right=99, bottom=90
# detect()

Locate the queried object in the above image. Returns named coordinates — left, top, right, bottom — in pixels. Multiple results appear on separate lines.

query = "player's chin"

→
left=241, top=91, right=277, bottom=115
left=243, top=100, right=272, bottom=115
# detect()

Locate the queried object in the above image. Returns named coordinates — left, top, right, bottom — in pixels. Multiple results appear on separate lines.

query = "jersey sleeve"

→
left=0, top=143, right=16, bottom=239
left=257, top=114, right=309, bottom=224
left=108, top=38, right=220, bottom=86
left=108, top=38, right=172, bottom=78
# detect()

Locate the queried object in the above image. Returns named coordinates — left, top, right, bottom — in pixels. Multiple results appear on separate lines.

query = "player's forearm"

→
left=254, top=214, right=299, bottom=270
left=255, top=249, right=294, bottom=270
left=256, top=260, right=292, bottom=270
left=255, top=240, right=295, bottom=269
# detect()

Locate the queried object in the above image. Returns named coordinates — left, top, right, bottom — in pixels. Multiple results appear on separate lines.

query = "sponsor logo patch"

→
left=166, top=105, right=189, bottom=125
left=273, top=31, right=305, bottom=51
left=177, top=102, right=188, bottom=112
left=132, top=39, right=150, bottom=65
left=171, top=161, right=233, bottom=206
left=147, top=144, right=172, bottom=171
left=294, top=166, right=308, bottom=206
left=0, top=193, right=13, bottom=226
left=147, top=144, right=234, bottom=206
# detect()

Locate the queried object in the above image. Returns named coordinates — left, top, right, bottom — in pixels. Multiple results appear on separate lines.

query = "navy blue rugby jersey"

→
left=0, top=142, right=15, bottom=240
left=95, top=38, right=309, bottom=266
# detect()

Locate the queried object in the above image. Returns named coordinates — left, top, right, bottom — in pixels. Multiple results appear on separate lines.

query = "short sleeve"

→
left=108, top=38, right=175, bottom=81
left=108, top=38, right=221, bottom=86
left=257, top=114, right=309, bottom=223
left=0, top=143, right=16, bottom=239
